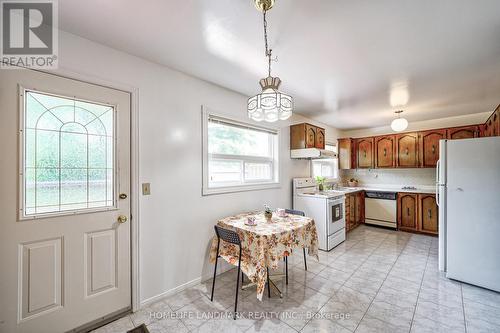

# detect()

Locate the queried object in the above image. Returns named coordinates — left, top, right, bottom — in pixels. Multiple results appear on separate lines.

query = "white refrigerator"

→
left=438, top=137, right=500, bottom=292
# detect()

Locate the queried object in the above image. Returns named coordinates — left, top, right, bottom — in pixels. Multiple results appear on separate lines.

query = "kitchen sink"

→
left=336, top=187, right=362, bottom=192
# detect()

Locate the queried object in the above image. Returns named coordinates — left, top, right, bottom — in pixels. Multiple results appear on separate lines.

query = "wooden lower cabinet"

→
left=397, top=192, right=438, bottom=235
left=397, top=193, right=418, bottom=232
left=355, top=191, right=365, bottom=225
left=346, top=191, right=364, bottom=232
left=418, top=194, right=438, bottom=235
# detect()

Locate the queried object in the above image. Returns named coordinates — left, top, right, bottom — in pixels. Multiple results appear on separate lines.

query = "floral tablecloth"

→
left=209, top=211, right=319, bottom=301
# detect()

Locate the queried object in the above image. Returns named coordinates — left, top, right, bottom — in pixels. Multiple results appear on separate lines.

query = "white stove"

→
left=293, top=178, right=346, bottom=251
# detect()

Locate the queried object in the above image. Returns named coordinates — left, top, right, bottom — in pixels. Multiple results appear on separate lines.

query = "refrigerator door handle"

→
left=436, top=159, right=440, bottom=206
left=436, top=159, right=441, bottom=183
left=436, top=183, right=440, bottom=206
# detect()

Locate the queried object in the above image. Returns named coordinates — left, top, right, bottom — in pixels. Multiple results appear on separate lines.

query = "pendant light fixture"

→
left=247, top=0, right=293, bottom=122
left=391, top=110, right=409, bottom=132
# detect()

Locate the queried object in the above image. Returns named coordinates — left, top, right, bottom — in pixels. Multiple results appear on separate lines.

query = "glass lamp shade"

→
left=248, top=88, right=293, bottom=122
left=391, top=117, right=409, bottom=132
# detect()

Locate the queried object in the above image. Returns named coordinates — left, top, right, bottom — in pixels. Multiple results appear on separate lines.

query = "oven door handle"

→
left=328, top=197, right=345, bottom=205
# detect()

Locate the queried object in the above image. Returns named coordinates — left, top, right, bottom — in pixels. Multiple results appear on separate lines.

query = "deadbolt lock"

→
left=119, top=193, right=127, bottom=199
left=117, top=215, right=128, bottom=223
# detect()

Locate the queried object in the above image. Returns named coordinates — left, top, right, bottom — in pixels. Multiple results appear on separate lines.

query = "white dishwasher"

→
left=364, top=191, right=397, bottom=229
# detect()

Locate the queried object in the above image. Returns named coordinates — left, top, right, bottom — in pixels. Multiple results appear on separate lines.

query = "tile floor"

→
left=92, top=225, right=500, bottom=333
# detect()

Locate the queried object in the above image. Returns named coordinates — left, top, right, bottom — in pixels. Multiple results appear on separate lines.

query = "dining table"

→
left=209, top=210, right=319, bottom=301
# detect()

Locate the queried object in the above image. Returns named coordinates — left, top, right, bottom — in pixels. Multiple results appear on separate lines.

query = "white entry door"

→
left=0, top=68, right=131, bottom=333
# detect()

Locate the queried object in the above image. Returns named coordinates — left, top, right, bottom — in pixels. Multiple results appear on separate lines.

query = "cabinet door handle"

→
left=407, top=207, right=410, bottom=216
left=432, top=145, right=436, bottom=154
left=363, top=150, right=366, bottom=158
left=383, top=148, right=387, bottom=156
left=428, top=209, right=432, bottom=219
left=405, top=148, right=409, bottom=155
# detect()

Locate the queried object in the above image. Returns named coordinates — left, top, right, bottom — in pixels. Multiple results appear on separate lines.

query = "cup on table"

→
left=276, top=208, right=286, bottom=217
left=247, top=216, right=257, bottom=225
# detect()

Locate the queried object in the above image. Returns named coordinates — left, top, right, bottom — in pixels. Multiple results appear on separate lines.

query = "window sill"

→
left=202, top=182, right=281, bottom=196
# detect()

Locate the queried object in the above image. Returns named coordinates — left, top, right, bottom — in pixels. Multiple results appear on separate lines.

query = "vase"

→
left=264, top=212, right=272, bottom=222
left=318, top=184, right=324, bottom=191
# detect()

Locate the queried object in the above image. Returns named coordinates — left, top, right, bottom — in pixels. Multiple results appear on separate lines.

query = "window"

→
left=311, top=144, right=339, bottom=180
left=20, top=89, right=115, bottom=218
left=203, top=111, right=279, bottom=194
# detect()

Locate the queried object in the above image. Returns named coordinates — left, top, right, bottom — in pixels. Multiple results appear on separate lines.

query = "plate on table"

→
left=245, top=217, right=257, bottom=226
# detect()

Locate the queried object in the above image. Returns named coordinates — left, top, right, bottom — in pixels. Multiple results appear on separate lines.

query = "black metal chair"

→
left=284, top=209, right=308, bottom=285
left=210, top=225, right=243, bottom=319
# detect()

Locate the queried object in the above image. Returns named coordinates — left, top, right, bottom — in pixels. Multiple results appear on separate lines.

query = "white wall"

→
left=339, top=112, right=490, bottom=138
left=54, top=32, right=337, bottom=304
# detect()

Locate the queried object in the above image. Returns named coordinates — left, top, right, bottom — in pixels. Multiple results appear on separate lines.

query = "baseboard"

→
left=139, top=264, right=233, bottom=309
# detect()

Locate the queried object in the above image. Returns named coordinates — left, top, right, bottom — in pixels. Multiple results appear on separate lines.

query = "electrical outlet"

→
left=142, top=183, right=151, bottom=195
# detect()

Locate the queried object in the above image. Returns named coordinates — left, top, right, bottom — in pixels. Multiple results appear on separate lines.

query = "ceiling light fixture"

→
left=247, top=0, right=293, bottom=122
left=391, top=110, right=409, bottom=132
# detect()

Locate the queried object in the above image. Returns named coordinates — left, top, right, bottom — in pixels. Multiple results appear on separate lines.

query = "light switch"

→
left=142, top=183, right=151, bottom=195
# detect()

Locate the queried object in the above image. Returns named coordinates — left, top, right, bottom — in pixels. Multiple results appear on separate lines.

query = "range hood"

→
left=290, top=148, right=338, bottom=159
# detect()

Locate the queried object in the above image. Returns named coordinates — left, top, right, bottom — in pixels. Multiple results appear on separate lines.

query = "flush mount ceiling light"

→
left=247, top=0, right=293, bottom=122
left=391, top=110, right=409, bottom=132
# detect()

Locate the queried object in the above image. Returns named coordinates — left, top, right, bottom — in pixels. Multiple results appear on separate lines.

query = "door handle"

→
left=432, top=145, right=436, bottom=154
left=119, top=193, right=128, bottom=199
left=117, top=215, right=128, bottom=224
left=383, top=148, right=387, bottom=156
left=428, top=209, right=432, bottom=219
left=407, top=207, right=410, bottom=216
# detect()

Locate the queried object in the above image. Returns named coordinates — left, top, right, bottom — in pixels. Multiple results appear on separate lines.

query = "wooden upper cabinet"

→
left=338, top=138, right=356, bottom=169
left=305, top=124, right=316, bottom=148
left=290, top=123, right=325, bottom=149
left=418, top=194, right=438, bottom=235
left=315, top=127, right=325, bottom=149
left=375, top=135, right=395, bottom=168
left=290, top=123, right=306, bottom=149
left=482, top=105, right=499, bottom=137
left=484, top=120, right=491, bottom=137
left=419, top=129, right=446, bottom=168
left=357, top=138, right=374, bottom=168
left=492, top=106, right=499, bottom=137
left=398, top=193, right=418, bottom=231
left=447, top=125, right=480, bottom=140
left=396, top=132, right=419, bottom=168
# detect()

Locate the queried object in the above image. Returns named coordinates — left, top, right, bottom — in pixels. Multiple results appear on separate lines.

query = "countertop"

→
left=334, top=184, right=436, bottom=195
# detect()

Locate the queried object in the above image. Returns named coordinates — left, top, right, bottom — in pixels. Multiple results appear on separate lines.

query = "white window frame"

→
left=18, top=86, right=119, bottom=220
left=202, top=106, right=280, bottom=195
left=310, top=143, right=339, bottom=181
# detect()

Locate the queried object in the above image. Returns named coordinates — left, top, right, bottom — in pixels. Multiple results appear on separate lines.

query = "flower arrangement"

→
left=264, top=204, right=273, bottom=221
left=315, top=176, right=326, bottom=191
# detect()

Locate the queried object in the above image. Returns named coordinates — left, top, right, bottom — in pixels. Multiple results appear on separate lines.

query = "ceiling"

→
left=59, top=0, right=500, bottom=129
